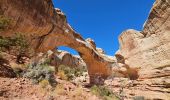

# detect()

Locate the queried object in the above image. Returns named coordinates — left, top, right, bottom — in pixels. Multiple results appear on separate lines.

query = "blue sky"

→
left=53, top=0, right=154, bottom=55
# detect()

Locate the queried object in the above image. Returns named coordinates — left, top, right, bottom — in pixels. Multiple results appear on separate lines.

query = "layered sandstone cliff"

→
left=115, top=0, right=170, bottom=99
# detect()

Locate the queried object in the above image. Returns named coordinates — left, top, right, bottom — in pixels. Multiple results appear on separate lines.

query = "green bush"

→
left=0, top=15, right=11, bottom=31
left=90, top=85, right=120, bottom=100
left=0, top=33, right=31, bottom=63
left=11, top=33, right=29, bottom=53
left=0, top=33, right=30, bottom=64
left=0, top=33, right=29, bottom=52
left=0, top=37, right=12, bottom=50
left=57, top=65, right=87, bottom=81
left=23, top=61, right=57, bottom=87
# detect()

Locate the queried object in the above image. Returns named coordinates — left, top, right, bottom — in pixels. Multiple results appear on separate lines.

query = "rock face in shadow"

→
left=0, top=0, right=115, bottom=84
left=116, top=0, right=170, bottom=99
left=0, top=58, right=16, bottom=78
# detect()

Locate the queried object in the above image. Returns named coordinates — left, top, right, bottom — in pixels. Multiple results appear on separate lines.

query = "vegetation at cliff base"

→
left=90, top=85, right=120, bottom=100
left=57, top=65, right=87, bottom=81
left=0, top=15, right=12, bottom=31
left=0, top=33, right=33, bottom=63
left=0, top=33, right=29, bottom=52
left=23, top=61, right=57, bottom=87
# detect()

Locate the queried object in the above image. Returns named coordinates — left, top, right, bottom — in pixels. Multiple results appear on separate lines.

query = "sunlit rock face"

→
left=116, top=0, right=170, bottom=99
left=49, top=50, right=86, bottom=68
left=0, top=0, right=115, bottom=84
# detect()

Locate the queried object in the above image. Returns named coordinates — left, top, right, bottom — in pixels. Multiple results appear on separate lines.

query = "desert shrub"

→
left=23, top=61, right=57, bottom=87
left=0, top=33, right=29, bottom=53
left=57, top=70, right=68, bottom=80
left=68, top=86, right=88, bottom=100
left=90, top=85, right=120, bottom=100
left=54, top=84, right=66, bottom=95
left=0, top=15, right=11, bottom=31
left=0, top=37, right=12, bottom=50
left=0, top=33, right=32, bottom=63
left=39, top=79, right=50, bottom=88
left=57, top=65, right=75, bottom=80
left=11, top=33, right=29, bottom=54
left=57, top=65, right=87, bottom=81
left=13, top=67, right=23, bottom=77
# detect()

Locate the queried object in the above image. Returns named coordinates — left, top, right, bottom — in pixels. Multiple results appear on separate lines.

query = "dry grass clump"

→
left=90, top=85, right=120, bottom=100
left=57, top=65, right=87, bottom=81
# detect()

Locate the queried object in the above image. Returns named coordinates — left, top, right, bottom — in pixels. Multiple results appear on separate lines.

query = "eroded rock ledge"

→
left=115, top=0, right=170, bottom=99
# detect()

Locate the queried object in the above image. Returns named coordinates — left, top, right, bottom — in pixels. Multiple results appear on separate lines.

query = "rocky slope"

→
left=0, top=77, right=101, bottom=100
left=0, top=77, right=47, bottom=99
left=115, top=0, right=170, bottom=99
left=0, top=0, right=115, bottom=84
left=0, top=0, right=170, bottom=99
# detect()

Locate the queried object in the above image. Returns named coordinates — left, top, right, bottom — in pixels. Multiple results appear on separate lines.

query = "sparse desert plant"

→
left=57, top=65, right=87, bottom=81
left=0, top=15, right=12, bottom=31
left=57, top=65, right=75, bottom=80
left=68, top=86, right=88, bottom=100
left=57, top=70, right=68, bottom=80
left=0, top=33, right=33, bottom=63
left=0, top=36, right=12, bottom=50
left=39, top=79, right=50, bottom=88
left=54, top=84, right=67, bottom=95
left=11, top=33, right=29, bottom=53
left=90, top=85, right=120, bottom=100
left=13, top=67, right=24, bottom=77
left=74, top=86, right=85, bottom=97
left=23, top=61, right=57, bottom=87
left=0, top=33, right=29, bottom=54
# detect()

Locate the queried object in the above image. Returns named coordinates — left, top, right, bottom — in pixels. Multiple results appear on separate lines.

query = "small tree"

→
left=0, top=33, right=33, bottom=63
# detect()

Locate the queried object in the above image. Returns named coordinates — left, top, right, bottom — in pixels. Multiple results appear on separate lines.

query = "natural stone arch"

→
left=35, top=26, right=115, bottom=84
left=0, top=0, right=115, bottom=84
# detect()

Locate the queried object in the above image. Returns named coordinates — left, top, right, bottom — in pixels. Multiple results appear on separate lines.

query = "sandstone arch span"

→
left=0, top=0, right=115, bottom=84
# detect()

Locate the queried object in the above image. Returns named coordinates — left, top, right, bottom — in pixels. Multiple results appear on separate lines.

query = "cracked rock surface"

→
left=115, top=0, right=170, bottom=99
